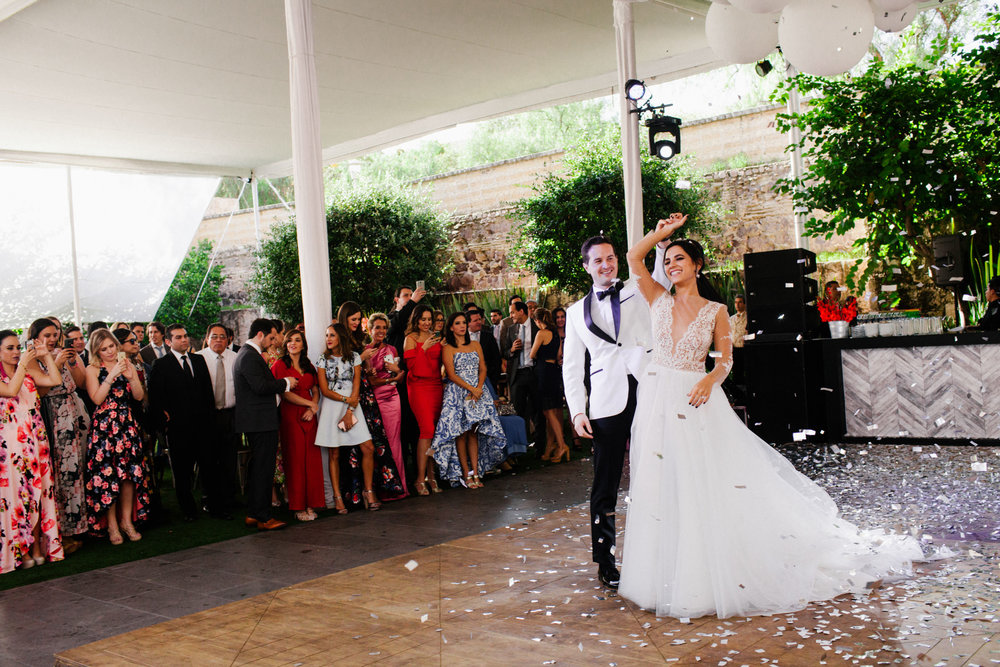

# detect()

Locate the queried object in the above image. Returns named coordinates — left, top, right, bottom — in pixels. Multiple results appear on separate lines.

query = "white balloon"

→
left=730, top=0, right=790, bottom=14
left=872, top=1, right=916, bottom=32
left=706, top=3, right=779, bottom=64
left=873, top=0, right=912, bottom=11
left=779, top=0, right=875, bottom=77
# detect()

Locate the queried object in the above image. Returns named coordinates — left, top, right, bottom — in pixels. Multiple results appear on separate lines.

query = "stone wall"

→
left=189, top=104, right=860, bottom=310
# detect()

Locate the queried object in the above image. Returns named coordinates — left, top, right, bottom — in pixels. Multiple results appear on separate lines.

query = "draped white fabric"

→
left=284, top=0, right=332, bottom=348
left=0, top=163, right=217, bottom=328
left=614, top=0, right=645, bottom=250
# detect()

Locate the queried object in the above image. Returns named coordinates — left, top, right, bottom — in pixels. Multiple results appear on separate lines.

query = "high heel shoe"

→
left=428, top=477, right=442, bottom=494
left=471, top=474, right=483, bottom=489
left=121, top=524, right=142, bottom=542
left=108, top=527, right=124, bottom=545
left=550, top=446, right=571, bottom=463
left=464, top=471, right=475, bottom=488
left=362, top=489, right=381, bottom=511
left=415, top=480, right=430, bottom=496
left=335, top=494, right=349, bottom=514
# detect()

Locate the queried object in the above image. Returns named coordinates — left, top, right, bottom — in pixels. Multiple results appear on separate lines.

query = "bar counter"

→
left=818, top=331, right=1000, bottom=442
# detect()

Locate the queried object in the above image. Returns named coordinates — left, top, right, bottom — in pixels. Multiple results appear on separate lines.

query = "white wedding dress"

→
left=619, top=291, right=922, bottom=619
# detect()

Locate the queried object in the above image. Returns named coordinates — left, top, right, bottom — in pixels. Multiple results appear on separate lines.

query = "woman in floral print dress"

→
left=84, top=329, right=150, bottom=545
left=0, top=330, right=65, bottom=572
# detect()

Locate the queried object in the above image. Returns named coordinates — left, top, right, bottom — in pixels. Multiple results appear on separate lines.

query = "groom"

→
left=564, top=233, right=668, bottom=589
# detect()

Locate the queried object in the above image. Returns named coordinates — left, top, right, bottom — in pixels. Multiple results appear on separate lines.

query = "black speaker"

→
left=744, top=248, right=817, bottom=280
left=747, top=304, right=821, bottom=337
left=746, top=276, right=818, bottom=307
left=744, top=340, right=826, bottom=443
left=932, top=235, right=968, bottom=287
left=744, top=248, right=820, bottom=340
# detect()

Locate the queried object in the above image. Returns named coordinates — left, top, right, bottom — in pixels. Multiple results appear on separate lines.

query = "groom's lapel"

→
left=583, top=290, right=617, bottom=345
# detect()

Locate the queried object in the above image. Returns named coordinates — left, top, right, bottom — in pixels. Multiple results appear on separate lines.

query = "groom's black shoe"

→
left=598, top=564, right=620, bottom=590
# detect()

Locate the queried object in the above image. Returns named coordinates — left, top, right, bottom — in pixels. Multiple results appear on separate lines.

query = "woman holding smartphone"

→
left=31, top=318, right=90, bottom=554
left=365, top=313, right=408, bottom=498
left=85, top=329, right=150, bottom=544
left=403, top=304, right=444, bottom=495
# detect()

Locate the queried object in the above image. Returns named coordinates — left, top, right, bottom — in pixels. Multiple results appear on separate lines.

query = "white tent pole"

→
left=251, top=171, right=262, bottom=249
left=284, top=0, right=332, bottom=347
left=786, top=66, right=809, bottom=250
left=614, top=0, right=644, bottom=251
left=65, top=166, right=82, bottom=326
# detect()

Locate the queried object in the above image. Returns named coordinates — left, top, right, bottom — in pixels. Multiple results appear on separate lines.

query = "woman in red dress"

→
left=403, top=304, right=443, bottom=495
left=271, top=329, right=324, bottom=522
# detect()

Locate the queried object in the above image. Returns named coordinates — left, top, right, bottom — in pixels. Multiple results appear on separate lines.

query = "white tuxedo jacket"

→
left=563, top=247, right=670, bottom=421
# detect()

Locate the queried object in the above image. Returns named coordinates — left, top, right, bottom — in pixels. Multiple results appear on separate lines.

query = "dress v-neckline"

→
left=665, top=296, right=713, bottom=360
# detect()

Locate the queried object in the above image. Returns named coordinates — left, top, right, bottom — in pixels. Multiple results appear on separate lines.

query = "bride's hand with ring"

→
left=687, top=375, right=713, bottom=408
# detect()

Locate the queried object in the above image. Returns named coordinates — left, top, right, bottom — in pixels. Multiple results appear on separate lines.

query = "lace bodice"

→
left=651, top=292, right=732, bottom=373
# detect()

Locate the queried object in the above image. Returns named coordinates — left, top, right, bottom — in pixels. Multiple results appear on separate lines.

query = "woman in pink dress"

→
left=364, top=313, right=408, bottom=498
left=0, top=329, right=65, bottom=572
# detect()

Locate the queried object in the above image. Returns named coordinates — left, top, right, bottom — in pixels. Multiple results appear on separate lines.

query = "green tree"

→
left=250, top=184, right=453, bottom=323
left=773, top=9, right=1000, bottom=292
left=510, top=131, right=724, bottom=296
left=154, top=240, right=224, bottom=337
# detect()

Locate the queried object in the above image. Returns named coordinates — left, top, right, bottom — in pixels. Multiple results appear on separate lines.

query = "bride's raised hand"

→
left=655, top=213, right=688, bottom=248
left=687, top=375, right=713, bottom=408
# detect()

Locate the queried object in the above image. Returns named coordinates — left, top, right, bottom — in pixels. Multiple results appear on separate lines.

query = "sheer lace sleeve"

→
left=709, top=304, right=733, bottom=383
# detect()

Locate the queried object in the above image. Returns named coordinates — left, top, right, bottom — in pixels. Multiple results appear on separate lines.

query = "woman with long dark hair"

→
left=431, top=312, right=506, bottom=488
left=337, top=302, right=405, bottom=504
left=32, top=318, right=90, bottom=554
left=272, top=329, right=324, bottom=521
left=0, top=329, right=64, bottom=571
left=618, top=214, right=921, bottom=619
left=529, top=308, right=569, bottom=462
left=403, top=304, right=443, bottom=495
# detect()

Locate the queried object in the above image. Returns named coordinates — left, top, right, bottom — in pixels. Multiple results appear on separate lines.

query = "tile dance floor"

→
left=6, top=444, right=1000, bottom=665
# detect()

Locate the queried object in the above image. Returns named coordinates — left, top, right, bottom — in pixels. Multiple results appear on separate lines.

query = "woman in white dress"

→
left=619, top=213, right=922, bottom=620
left=315, top=323, right=380, bottom=512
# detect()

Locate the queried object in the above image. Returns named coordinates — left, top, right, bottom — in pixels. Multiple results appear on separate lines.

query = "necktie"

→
left=156, top=345, right=164, bottom=359
left=214, top=354, right=226, bottom=409
left=181, top=354, right=192, bottom=378
left=596, top=280, right=624, bottom=301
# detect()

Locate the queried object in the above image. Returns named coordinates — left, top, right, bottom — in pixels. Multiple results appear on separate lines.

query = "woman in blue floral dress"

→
left=84, top=329, right=150, bottom=544
left=431, top=312, right=507, bottom=488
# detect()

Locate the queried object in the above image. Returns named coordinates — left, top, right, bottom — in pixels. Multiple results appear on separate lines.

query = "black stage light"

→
left=646, top=114, right=682, bottom=161
left=624, top=78, right=646, bottom=102
left=755, top=59, right=774, bottom=77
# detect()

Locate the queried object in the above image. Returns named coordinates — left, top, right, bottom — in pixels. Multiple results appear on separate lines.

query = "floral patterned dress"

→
left=85, top=368, right=151, bottom=533
left=1, top=371, right=64, bottom=573
left=42, top=362, right=90, bottom=536
left=431, top=352, right=507, bottom=485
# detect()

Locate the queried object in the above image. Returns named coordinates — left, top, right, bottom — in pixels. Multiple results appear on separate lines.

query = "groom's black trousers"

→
left=589, top=374, right=638, bottom=567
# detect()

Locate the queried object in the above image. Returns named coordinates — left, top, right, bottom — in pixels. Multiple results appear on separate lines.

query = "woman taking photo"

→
left=31, top=318, right=90, bottom=555
left=365, top=313, right=408, bottom=498
left=530, top=308, right=570, bottom=463
left=271, top=329, right=324, bottom=522
left=431, top=312, right=506, bottom=488
left=315, top=323, right=380, bottom=511
left=338, top=302, right=404, bottom=503
left=403, top=304, right=443, bottom=495
left=0, top=330, right=64, bottom=572
left=85, top=329, right=150, bottom=544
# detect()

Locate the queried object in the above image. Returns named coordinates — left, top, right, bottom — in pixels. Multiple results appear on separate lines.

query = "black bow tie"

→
left=596, top=281, right=623, bottom=301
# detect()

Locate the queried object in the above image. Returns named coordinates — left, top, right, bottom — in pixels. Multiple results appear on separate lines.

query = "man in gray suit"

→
left=234, top=318, right=298, bottom=530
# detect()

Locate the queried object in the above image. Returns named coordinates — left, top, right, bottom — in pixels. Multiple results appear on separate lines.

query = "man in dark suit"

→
left=139, top=321, right=168, bottom=365
left=387, top=284, right=426, bottom=470
left=466, top=308, right=501, bottom=388
left=234, top=318, right=297, bottom=531
left=501, top=300, right=543, bottom=450
left=148, top=324, right=216, bottom=522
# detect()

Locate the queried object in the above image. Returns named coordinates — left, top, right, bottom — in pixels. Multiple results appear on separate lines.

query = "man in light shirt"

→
left=139, top=321, right=168, bottom=365
left=198, top=322, right=239, bottom=519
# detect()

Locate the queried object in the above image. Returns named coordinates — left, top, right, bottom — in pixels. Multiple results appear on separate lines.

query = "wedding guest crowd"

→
left=0, top=288, right=586, bottom=573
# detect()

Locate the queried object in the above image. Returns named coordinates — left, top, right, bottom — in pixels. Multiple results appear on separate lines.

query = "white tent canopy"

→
left=0, top=0, right=718, bottom=178
left=0, top=163, right=218, bottom=328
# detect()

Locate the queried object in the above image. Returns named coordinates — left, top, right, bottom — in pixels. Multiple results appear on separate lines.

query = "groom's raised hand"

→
left=573, top=413, right=594, bottom=439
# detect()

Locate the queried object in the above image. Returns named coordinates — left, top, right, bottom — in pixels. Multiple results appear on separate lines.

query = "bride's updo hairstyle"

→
left=664, top=238, right=725, bottom=305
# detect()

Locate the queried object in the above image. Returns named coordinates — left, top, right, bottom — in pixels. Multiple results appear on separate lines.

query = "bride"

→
left=618, top=213, right=922, bottom=619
